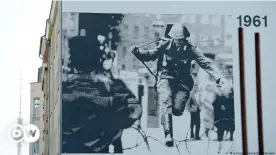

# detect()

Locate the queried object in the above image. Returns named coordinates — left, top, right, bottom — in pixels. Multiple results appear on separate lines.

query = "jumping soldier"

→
left=131, top=23, right=227, bottom=147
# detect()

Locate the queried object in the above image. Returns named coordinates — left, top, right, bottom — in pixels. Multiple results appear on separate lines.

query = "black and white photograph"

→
left=3, top=1, right=276, bottom=155
left=61, top=12, right=235, bottom=154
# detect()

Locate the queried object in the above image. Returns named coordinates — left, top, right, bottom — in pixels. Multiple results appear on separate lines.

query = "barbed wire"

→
left=122, top=117, right=235, bottom=154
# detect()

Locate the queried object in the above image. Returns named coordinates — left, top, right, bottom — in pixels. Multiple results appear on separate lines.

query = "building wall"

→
left=114, top=14, right=232, bottom=89
left=39, top=1, right=62, bottom=155
left=30, top=82, right=43, bottom=155
left=117, top=14, right=231, bottom=72
left=41, top=69, right=48, bottom=155
left=39, top=38, right=49, bottom=155
left=48, top=1, right=62, bottom=155
left=43, top=66, right=50, bottom=155
left=37, top=33, right=49, bottom=155
left=117, top=14, right=180, bottom=72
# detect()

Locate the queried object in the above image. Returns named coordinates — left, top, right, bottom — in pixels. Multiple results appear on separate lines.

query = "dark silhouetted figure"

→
left=213, top=88, right=234, bottom=141
left=62, top=31, right=142, bottom=153
left=189, top=98, right=201, bottom=140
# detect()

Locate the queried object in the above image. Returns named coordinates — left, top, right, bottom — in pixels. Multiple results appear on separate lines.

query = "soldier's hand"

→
left=216, top=77, right=225, bottom=87
left=130, top=46, right=140, bottom=56
left=186, top=37, right=192, bottom=44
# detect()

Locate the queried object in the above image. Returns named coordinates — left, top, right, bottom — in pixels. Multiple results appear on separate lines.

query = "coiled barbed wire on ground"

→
left=122, top=118, right=235, bottom=154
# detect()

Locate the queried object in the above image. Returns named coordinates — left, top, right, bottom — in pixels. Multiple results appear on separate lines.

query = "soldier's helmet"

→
left=168, top=23, right=190, bottom=39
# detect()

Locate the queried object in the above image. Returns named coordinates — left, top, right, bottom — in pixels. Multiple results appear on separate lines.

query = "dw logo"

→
left=8, top=124, right=40, bottom=143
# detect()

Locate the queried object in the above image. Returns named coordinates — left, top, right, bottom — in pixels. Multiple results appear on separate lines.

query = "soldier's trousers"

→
left=157, top=78, right=191, bottom=117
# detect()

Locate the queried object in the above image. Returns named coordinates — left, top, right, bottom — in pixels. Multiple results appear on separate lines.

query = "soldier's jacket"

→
left=136, top=38, right=222, bottom=81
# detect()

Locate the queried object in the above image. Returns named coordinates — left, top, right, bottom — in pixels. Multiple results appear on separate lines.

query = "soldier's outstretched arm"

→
left=131, top=43, right=162, bottom=62
left=190, top=46, right=223, bottom=82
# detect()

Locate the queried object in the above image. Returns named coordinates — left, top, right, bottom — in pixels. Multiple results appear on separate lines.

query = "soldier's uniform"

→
left=132, top=23, right=224, bottom=147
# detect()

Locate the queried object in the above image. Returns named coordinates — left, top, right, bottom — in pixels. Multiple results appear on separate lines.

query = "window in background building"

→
left=122, top=46, right=127, bottom=57
left=121, top=64, right=126, bottom=70
left=133, top=25, right=139, bottom=39
left=33, top=98, right=40, bottom=117
left=144, top=26, right=149, bottom=38
left=33, top=141, right=39, bottom=154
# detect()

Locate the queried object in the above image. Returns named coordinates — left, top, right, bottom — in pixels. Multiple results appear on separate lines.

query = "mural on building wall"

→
left=61, top=12, right=235, bottom=154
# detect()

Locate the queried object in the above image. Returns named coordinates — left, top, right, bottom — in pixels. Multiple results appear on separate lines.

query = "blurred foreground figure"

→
left=131, top=23, right=227, bottom=147
left=62, top=35, right=142, bottom=153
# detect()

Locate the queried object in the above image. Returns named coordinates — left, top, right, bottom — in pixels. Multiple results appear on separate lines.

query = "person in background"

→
left=188, top=96, right=201, bottom=140
left=187, top=61, right=201, bottom=140
left=213, top=65, right=234, bottom=141
left=212, top=85, right=234, bottom=141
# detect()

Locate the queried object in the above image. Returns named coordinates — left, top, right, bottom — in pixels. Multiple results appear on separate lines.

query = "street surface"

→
left=119, top=74, right=237, bottom=155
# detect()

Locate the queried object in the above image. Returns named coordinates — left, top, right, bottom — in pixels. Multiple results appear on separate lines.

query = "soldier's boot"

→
left=162, top=114, right=174, bottom=147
